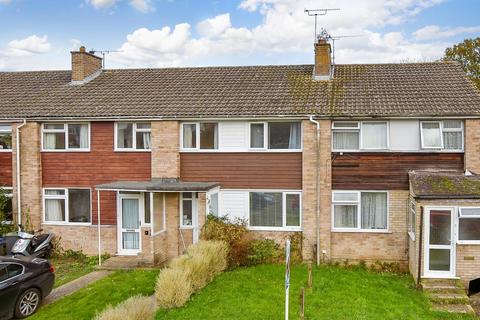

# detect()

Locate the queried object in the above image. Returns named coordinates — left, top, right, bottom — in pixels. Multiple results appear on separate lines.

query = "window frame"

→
left=42, top=187, right=92, bottom=225
left=331, top=190, right=389, bottom=233
left=114, top=122, right=151, bottom=152
left=180, top=122, right=220, bottom=151
left=247, top=190, right=302, bottom=231
left=457, top=207, right=480, bottom=244
left=41, top=122, right=91, bottom=152
left=266, top=121, right=302, bottom=151
left=0, top=123, right=12, bottom=152
left=420, top=120, right=464, bottom=151
left=180, top=192, right=196, bottom=228
left=360, top=121, right=389, bottom=150
left=248, top=122, right=268, bottom=150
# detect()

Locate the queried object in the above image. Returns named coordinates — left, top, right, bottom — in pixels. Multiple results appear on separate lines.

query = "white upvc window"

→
left=180, top=192, right=196, bottom=228
left=332, top=190, right=388, bottom=232
left=361, top=121, right=388, bottom=150
left=248, top=191, right=301, bottom=231
left=115, top=122, right=151, bottom=151
left=43, top=188, right=91, bottom=224
left=458, top=207, right=480, bottom=244
left=42, top=123, right=90, bottom=151
left=332, top=122, right=360, bottom=151
left=332, top=121, right=388, bottom=151
left=181, top=122, right=218, bottom=150
left=0, top=124, right=12, bottom=151
left=249, top=122, right=267, bottom=150
left=420, top=120, right=463, bottom=150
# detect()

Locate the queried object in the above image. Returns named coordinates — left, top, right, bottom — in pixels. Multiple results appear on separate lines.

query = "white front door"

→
left=118, top=194, right=143, bottom=255
left=424, top=207, right=456, bottom=278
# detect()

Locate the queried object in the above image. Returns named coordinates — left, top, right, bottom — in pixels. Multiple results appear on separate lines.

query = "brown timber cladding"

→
left=332, top=152, right=464, bottom=190
left=180, top=152, right=302, bottom=189
left=0, top=152, right=12, bottom=186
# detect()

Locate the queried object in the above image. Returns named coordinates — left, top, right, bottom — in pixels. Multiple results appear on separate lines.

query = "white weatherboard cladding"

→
left=219, top=122, right=247, bottom=151
left=389, top=120, right=420, bottom=151
left=219, top=191, right=248, bottom=220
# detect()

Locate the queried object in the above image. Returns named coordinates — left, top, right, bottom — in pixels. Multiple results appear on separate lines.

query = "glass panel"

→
left=136, top=123, right=151, bottom=130
left=144, top=194, right=151, bottom=224
left=268, top=122, right=301, bottom=149
left=45, top=199, right=65, bottom=222
left=286, top=194, right=300, bottom=227
left=45, top=189, right=65, bottom=195
left=0, top=124, right=11, bottom=132
left=429, top=210, right=451, bottom=245
left=333, top=122, right=358, bottom=129
left=183, top=124, right=197, bottom=148
left=183, top=192, right=192, bottom=199
left=136, top=131, right=151, bottom=150
left=122, top=199, right=139, bottom=229
left=250, top=123, right=265, bottom=148
left=460, top=208, right=480, bottom=216
left=361, top=192, right=387, bottom=229
left=117, top=123, right=133, bottom=149
left=429, top=249, right=450, bottom=271
left=0, top=133, right=12, bottom=150
left=333, top=192, right=358, bottom=202
left=443, top=132, right=462, bottom=150
left=68, top=124, right=88, bottom=149
left=249, top=192, right=282, bottom=227
left=332, top=131, right=359, bottom=150
left=68, top=189, right=90, bottom=223
left=43, top=132, right=65, bottom=150
left=200, top=123, right=218, bottom=149
left=44, top=123, right=64, bottom=130
left=422, top=122, right=442, bottom=148
left=362, top=122, right=387, bottom=149
left=182, top=200, right=193, bottom=226
left=443, top=120, right=462, bottom=129
left=122, top=232, right=139, bottom=250
left=459, top=218, right=480, bottom=241
left=209, top=193, right=219, bottom=216
left=6, top=264, right=23, bottom=278
left=333, top=204, right=357, bottom=228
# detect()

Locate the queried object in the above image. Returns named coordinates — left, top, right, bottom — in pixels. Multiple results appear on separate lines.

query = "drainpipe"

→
left=16, top=119, right=27, bottom=230
left=309, top=116, right=321, bottom=266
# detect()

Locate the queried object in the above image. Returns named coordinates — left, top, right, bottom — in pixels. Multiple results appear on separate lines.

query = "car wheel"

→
left=14, top=288, right=41, bottom=318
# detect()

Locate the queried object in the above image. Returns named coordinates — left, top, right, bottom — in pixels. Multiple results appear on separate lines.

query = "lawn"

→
left=31, top=269, right=159, bottom=320
left=156, top=264, right=475, bottom=320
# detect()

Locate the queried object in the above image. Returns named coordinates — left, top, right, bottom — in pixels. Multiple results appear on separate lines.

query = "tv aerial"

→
left=304, top=8, right=340, bottom=40
left=88, top=49, right=122, bottom=69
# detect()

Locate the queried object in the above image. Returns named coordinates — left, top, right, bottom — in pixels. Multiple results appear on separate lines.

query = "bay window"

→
left=42, top=123, right=89, bottom=151
left=43, top=188, right=91, bottom=224
left=181, top=123, right=218, bottom=150
left=116, top=122, right=151, bottom=150
left=458, top=207, right=480, bottom=242
left=332, top=191, right=388, bottom=231
left=0, top=124, right=12, bottom=151
left=420, top=120, right=463, bottom=150
left=249, top=191, right=301, bottom=229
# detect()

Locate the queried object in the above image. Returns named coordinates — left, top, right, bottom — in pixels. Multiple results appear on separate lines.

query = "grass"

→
left=156, top=264, right=475, bottom=320
left=31, top=269, right=159, bottom=320
left=50, top=255, right=97, bottom=288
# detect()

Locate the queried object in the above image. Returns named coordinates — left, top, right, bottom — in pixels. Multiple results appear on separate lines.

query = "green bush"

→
left=95, top=295, right=156, bottom=320
left=247, top=239, right=281, bottom=265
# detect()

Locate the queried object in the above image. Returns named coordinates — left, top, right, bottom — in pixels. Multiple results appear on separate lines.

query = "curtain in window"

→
left=45, top=199, right=64, bottom=221
left=117, top=123, right=133, bottom=148
left=122, top=199, right=139, bottom=250
left=122, top=232, right=139, bottom=250
left=44, top=133, right=57, bottom=149
left=183, top=124, right=195, bottom=148
left=362, top=123, right=387, bottom=149
left=79, top=124, right=88, bottom=149
left=361, top=192, right=387, bottom=229
left=333, top=205, right=357, bottom=228
left=422, top=123, right=441, bottom=148
left=443, top=132, right=461, bottom=150
left=332, top=131, right=359, bottom=150
left=249, top=192, right=282, bottom=227
left=250, top=124, right=264, bottom=148
left=288, top=122, right=301, bottom=149
left=143, top=132, right=151, bottom=149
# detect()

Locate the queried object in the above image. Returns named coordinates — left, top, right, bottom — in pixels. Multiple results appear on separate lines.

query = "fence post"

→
left=299, top=287, right=305, bottom=320
left=307, top=261, right=313, bottom=289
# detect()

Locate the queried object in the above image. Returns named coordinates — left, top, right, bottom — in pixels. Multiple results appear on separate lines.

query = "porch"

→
left=95, top=178, right=219, bottom=266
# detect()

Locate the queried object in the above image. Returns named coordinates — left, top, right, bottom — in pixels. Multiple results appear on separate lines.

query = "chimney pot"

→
left=71, top=46, right=102, bottom=83
left=79, top=46, right=86, bottom=53
left=314, top=39, right=332, bottom=80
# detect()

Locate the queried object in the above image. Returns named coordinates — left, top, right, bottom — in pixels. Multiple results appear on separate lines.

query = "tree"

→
left=442, top=37, right=480, bottom=90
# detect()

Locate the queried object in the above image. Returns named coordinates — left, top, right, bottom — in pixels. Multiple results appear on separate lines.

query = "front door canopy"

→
left=96, top=178, right=220, bottom=193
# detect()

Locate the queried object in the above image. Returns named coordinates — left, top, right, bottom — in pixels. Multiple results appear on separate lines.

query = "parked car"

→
left=0, top=256, right=54, bottom=319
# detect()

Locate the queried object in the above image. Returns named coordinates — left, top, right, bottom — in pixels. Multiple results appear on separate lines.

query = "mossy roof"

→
left=409, top=171, right=480, bottom=199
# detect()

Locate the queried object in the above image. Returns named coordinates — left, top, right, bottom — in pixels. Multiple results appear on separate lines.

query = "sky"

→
left=0, top=0, right=479, bottom=71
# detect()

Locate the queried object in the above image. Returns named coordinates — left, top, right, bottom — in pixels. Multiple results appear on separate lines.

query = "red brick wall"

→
left=0, top=152, right=12, bottom=186
left=42, top=122, right=151, bottom=224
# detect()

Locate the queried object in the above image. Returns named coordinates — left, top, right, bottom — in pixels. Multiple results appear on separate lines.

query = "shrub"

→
left=95, top=295, right=156, bottom=320
left=155, top=267, right=193, bottom=309
left=247, top=239, right=281, bottom=265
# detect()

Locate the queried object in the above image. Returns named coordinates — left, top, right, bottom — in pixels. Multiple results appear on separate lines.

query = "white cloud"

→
left=87, top=0, right=118, bottom=9
left=197, top=13, right=232, bottom=38
left=413, top=25, right=480, bottom=41
left=6, top=35, right=51, bottom=57
left=129, top=0, right=154, bottom=13
left=87, top=0, right=154, bottom=12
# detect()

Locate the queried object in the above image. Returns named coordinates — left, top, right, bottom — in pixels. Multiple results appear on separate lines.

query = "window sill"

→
left=42, top=222, right=92, bottom=226
left=41, top=149, right=91, bottom=153
left=179, top=149, right=303, bottom=153
left=332, top=149, right=464, bottom=153
left=0, top=149, right=12, bottom=152
left=114, top=149, right=151, bottom=152
left=248, top=227, right=301, bottom=232
left=180, top=226, right=194, bottom=230
left=408, top=231, right=416, bottom=241
left=457, top=241, right=480, bottom=245
left=331, top=229, right=391, bottom=234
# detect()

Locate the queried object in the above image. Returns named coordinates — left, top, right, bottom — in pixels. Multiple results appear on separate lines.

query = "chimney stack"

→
left=71, top=46, right=102, bottom=84
left=314, top=38, right=332, bottom=80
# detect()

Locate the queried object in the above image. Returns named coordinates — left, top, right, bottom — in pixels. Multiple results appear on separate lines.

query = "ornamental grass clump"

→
left=94, top=295, right=156, bottom=320
left=155, top=268, right=193, bottom=309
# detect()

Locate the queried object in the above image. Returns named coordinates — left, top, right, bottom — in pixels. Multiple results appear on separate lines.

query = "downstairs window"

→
left=459, top=207, right=480, bottom=242
left=43, top=188, right=91, bottom=224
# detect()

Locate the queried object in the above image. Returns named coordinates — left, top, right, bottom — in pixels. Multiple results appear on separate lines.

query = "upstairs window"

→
left=0, top=124, right=12, bottom=151
left=332, top=121, right=388, bottom=151
left=42, top=123, right=90, bottom=151
left=249, top=122, right=301, bottom=150
left=116, top=122, right=151, bottom=151
left=332, top=122, right=360, bottom=150
left=182, top=123, right=218, bottom=150
left=43, top=188, right=91, bottom=224
left=361, top=122, right=388, bottom=149
left=420, top=120, right=463, bottom=150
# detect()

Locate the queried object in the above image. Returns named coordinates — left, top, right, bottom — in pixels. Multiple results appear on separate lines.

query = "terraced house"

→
left=1, top=37, right=480, bottom=287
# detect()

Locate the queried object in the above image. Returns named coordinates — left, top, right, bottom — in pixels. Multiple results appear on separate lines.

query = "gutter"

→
left=16, top=119, right=27, bottom=230
left=309, top=116, right=321, bottom=266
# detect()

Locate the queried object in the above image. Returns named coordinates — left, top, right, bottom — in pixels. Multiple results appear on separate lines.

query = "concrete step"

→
left=422, top=283, right=465, bottom=294
left=429, top=293, right=470, bottom=305
left=432, top=303, right=475, bottom=314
